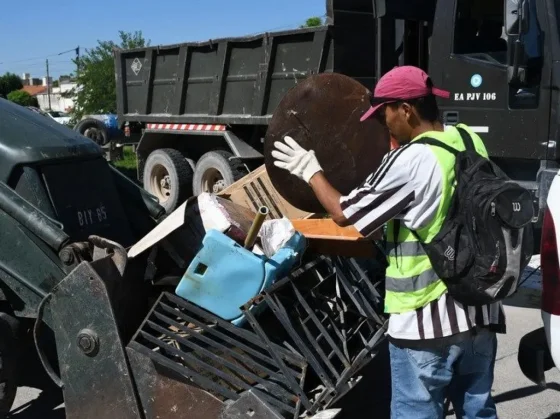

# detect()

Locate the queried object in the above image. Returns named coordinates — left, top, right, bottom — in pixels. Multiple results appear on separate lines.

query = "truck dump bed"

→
left=115, top=0, right=378, bottom=126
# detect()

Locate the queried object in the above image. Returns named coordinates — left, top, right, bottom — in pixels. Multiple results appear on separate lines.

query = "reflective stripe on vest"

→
left=383, top=124, right=489, bottom=314
left=385, top=281, right=449, bottom=314
left=386, top=268, right=439, bottom=292
left=386, top=241, right=426, bottom=258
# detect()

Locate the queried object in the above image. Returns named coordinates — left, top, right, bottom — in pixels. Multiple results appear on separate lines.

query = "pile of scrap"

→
left=126, top=72, right=390, bottom=418
left=217, top=164, right=378, bottom=258
left=124, top=165, right=388, bottom=417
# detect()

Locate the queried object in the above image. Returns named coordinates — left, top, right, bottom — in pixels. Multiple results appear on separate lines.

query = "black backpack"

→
left=410, top=127, right=534, bottom=306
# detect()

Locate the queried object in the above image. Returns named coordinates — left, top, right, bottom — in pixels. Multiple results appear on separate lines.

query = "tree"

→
left=302, top=17, right=324, bottom=28
left=7, top=90, right=37, bottom=107
left=0, top=73, right=23, bottom=98
left=69, top=30, right=150, bottom=119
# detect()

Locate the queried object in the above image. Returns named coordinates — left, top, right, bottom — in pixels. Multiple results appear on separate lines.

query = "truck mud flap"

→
left=126, top=255, right=388, bottom=418
left=518, top=327, right=555, bottom=387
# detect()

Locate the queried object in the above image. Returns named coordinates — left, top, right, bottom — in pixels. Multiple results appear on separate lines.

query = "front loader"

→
left=0, top=98, right=389, bottom=418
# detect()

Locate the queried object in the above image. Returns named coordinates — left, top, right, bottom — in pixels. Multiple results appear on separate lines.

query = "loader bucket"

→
left=40, top=244, right=387, bottom=418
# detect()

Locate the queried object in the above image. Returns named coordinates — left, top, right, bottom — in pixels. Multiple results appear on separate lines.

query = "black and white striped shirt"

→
left=339, top=131, right=506, bottom=347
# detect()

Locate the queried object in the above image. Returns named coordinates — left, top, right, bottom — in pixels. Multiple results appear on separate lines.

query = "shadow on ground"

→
left=8, top=398, right=64, bottom=419
left=8, top=330, right=64, bottom=419
left=493, top=382, right=560, bottom=405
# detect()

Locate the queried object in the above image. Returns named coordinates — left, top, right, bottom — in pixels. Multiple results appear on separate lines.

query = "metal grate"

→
left=241, top=256, right=388, bottom=413
left=129, top=292, right=310, bottom=418
left=129, top=255, right=388, bottom=418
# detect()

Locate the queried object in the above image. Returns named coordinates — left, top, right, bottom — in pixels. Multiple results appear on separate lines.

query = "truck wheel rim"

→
left=202, top=168, right=225, bottom=194
left=150, top=164, right=171, bottom=203
left=84, top=127, right=102, bottom=145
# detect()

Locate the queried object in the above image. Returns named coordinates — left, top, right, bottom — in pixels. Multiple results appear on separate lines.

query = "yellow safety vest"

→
left=384, top=124, right=489, bottom=314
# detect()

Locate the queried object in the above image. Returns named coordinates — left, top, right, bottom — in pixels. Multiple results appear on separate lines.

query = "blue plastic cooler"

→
left=175, top=229, right=306, bottom=326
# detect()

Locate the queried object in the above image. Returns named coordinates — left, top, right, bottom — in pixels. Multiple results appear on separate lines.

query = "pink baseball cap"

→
left=360, top=66, right=451, bottom=122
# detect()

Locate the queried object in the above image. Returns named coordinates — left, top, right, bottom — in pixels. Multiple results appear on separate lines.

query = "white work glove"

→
left=272, top=136, right=323, bottom=183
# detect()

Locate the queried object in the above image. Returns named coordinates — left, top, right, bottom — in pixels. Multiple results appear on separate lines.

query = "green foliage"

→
left=0, top=72, right=23, bottom=98
left=302, top=17, right=324, bottom=28
left=69, top=30, right=150, bottom=119
left=7, top=90, right=36, bottom=106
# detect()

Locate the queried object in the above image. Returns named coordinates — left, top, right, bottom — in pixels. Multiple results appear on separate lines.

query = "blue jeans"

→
left=389, top=329, right=498, bottom=419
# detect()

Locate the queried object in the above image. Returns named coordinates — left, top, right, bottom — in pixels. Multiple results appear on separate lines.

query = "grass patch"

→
left=112, top=146, right=138, bottom=181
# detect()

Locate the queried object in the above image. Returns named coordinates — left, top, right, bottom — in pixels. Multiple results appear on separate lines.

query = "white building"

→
left=36, top=80, right=77, bottom=113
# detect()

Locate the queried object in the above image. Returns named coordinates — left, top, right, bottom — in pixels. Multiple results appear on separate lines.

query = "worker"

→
left=271, top=66, right=506, bottom=419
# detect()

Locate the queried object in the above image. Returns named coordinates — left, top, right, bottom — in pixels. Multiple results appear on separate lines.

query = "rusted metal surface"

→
left=240, top=255, right=388, bottom=412
left=58, top=241, right=93, bottom=272
left=128, top=292, right=308, bottom=418
left=47, top=258, right=142, bottom=419
left=127, top=345, right=225, bottom=419
left=221, top=390, right=284, bottom=419
left=264, top=73, right=390, bottom=213
left=89, top=234, right=128, bottom=276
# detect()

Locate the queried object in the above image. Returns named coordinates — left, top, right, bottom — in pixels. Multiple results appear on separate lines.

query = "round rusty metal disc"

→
left=264, top=73, right=390, bottom=213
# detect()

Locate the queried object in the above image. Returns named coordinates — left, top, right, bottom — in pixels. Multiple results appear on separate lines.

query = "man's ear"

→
left=401, top=102, right=413, bottom=120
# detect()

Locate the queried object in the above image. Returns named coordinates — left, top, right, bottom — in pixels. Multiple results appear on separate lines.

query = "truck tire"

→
left=0, top=313, right=18, bottom=417
left=75, top=118, right=109, bottom=146
left=193, top=151, right=247, bottom=195
left=143, top=149, right=194, bottom=213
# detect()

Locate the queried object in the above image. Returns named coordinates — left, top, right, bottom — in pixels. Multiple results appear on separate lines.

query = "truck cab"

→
left=371, top=0, right=558, bottom=224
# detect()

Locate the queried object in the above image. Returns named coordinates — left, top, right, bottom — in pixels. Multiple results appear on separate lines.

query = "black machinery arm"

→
left=0, top=181, right=69, bottom=252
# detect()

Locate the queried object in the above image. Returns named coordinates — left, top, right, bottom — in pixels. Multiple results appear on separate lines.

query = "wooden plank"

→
left=290, top=219, right=380, bottom=258
left=290, top=219, right=364, bottom=241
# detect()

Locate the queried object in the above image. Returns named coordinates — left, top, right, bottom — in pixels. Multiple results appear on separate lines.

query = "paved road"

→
left=490, top=256, right=560, bottom=419
left=7, top=258, right=560, bottom=418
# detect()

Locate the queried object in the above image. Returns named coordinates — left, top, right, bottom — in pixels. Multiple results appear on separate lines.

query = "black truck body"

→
left=115, top=3, right=379, bottom=127
left=115, top=0, right=560, bottom=225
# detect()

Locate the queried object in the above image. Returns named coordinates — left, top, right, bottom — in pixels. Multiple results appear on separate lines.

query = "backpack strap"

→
left=413, top=125, right=476, bottom=154
left=456, top=126, right=476, bottom=151
left=413, top=138, right=459, bottom=156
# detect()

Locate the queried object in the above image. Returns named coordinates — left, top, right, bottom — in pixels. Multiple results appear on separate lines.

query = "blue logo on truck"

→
left=471, top=74, right=482, bottom=88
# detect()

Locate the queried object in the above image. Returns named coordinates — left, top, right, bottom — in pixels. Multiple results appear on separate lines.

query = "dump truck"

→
left=115, top=0, right=556, bottom=233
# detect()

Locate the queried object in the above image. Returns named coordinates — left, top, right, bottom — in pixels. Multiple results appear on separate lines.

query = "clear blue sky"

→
left=0, top=0, right=325, bottom=79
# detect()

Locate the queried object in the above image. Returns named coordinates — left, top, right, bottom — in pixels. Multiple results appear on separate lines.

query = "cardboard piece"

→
left=128, top=193, right=257, bottom=259
left=219, top=165, right=314, bottom=220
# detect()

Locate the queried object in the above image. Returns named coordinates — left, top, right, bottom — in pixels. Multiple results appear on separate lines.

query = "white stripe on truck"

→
left=146, top=123, right=226, bottom=132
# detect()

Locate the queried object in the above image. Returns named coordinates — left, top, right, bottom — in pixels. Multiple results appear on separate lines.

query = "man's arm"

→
left=272, top=137, right=419, bottom=237
left=308, top=172, right=349, bottom=226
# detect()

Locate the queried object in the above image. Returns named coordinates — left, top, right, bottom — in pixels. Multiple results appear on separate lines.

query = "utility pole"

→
left=46, top=58, right=51, bottom=110
left=76, top=46, right=80, bottom=77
